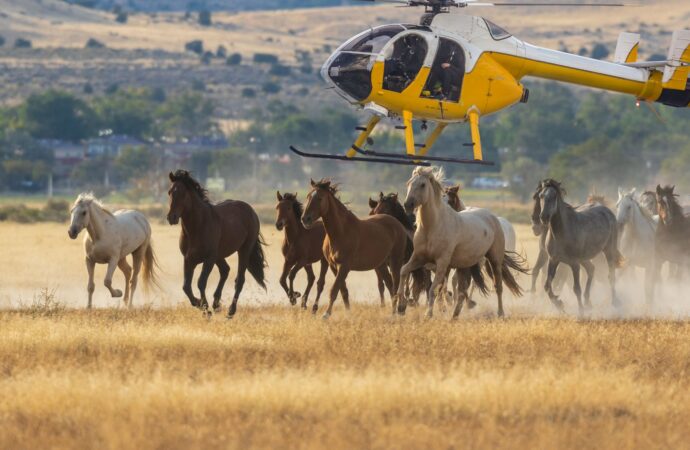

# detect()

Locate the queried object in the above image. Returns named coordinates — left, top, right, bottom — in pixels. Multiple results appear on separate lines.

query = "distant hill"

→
left=63, top=0, right=354, bottom=12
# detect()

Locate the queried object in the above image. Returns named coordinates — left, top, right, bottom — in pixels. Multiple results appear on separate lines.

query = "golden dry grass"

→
left=1, top=222, right=690, bottom=448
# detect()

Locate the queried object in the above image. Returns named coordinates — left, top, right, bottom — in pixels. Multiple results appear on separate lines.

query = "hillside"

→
left=63, top=0, right=352, bottom=12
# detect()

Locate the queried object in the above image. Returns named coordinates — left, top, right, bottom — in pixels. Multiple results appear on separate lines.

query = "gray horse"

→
left=535, top=179, right=623, bottom=316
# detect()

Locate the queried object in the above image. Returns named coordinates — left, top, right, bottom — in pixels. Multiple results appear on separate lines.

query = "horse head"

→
left=444, top=185, right=463, bottom=212
left=615, top=188, right=637, bottom=227
left=68, top=193, right=94, bottom=239
left=639, top=190, right=658, bottom=215
left=656, top=184, right=680, bottom=226
left=275, top=191, right=301, bottom=231
left=404, top=166, right=444, bottom=214
left=530, top=182, right=545, bottom=236
left=302, top=178, right=337, bottom=229
left=167, top=170, right=210, bottom=225
left=538, top=179, right=565, bottom=226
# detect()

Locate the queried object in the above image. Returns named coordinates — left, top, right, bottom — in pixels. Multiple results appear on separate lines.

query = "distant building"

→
left=86, top=135, right=145, bottom=158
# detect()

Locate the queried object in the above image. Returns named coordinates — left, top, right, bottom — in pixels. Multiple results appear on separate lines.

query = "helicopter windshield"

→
left=325, top=25, right=406, bottom=101
left=382, top=33, right=428, bottom=93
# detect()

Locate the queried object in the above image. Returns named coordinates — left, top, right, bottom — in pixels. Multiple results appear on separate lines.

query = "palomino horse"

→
left=535, top=179, right=622, bottom=316
left=167, top=170, right=267, bottom=317
left=616, top=188, right=656, bottom=303
left=301, top=179, right=408, bottom=319
left=398, top=167, right=528, bottom=318
left=369, top=192, right=431, bottom=307
left=68, top=193, right=158, bottom=308
left=275, top=191, right=328, bottom=312
left=653, top=185, right=690, bottom=296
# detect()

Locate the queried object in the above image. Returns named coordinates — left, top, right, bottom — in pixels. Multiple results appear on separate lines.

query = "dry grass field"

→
left=1, top=221, right=690, bottom=448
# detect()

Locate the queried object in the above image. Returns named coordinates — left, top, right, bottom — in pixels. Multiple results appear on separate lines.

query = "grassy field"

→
left=1, top=221, right=690, bottom=448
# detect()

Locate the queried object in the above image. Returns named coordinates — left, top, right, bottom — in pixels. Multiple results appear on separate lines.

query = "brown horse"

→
left=368, top=192, right=431, bottom=307
left=167, top=170, right=267, bottom=317
left=275, top=191, right=328, bottom=312
left=653, top=185, right=690, bottom=299
left=302, top=179, right=408, bottom=318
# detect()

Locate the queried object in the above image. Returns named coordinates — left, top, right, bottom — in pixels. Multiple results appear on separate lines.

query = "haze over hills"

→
left=63, top=0, right=352, bottom=12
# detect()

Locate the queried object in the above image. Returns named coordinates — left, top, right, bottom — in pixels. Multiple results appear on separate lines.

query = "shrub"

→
left=262, top=81, right=281, bottom=94
left=105, top=83, right=119, bottom=94
left=591, top=43, right=610, bottom=60
left=83, top=83, right=94, bottom=94
left=115, top=11, right=128, bottom=24
left=198, top=10, right=212, bottom=26
left=226, top=53, right=242, bottom=65
left=241, top=87, right=256, bottom=98
left=269, top=64, right=291, bottom=77
left=185, top=40, right=203, bottom=55
left=253, top=53, right=279, bottom=64
left=151, top=86, right=166, bottom=102
left=85, top=38, right=105, bottom=49
left=191, top=79, right=206, bottom=91
left=0, top=35, right=5, bottom=47
left=200, top=51, right=214, bottom=65
left=14, top=38, right=32, bottom=49
left=216, top=45, right=227, bottom=58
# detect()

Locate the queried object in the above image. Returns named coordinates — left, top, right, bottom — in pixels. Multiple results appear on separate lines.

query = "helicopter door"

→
left=382, top=33, right=429, bottom=93
left=421, top=38, right=465, bottom=102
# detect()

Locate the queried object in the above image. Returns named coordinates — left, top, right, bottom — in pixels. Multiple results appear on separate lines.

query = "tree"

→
left=185, top=40, right=203, bottom=54
left=92, top=89, right=155, bottom=139
left=501, top=156, right=545, bottom=203
left=591, top=43, right=610, bottom=60
left=115, top=12, right=128, bottom=23
left=20, top=90, right=96, bottom=142
left=198, top=10, right=212, bottom=26
left=156, top=92, right=216, bottom=138
left=227, top=53, right=242, bottom=65
left=14, top=38, right=32, bottom=48
left=114, top=146, right=156, bottom=181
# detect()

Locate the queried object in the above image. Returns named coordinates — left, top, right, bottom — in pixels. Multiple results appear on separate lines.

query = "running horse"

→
left=275, top=191, right=328, bottom=312
left=652, top=185, right=690, bottom=299
left=167, top=170, right=267, bottom=317
left=301, top=179, right=408, bottom=319
left=369, top=192, right=431, bottom=307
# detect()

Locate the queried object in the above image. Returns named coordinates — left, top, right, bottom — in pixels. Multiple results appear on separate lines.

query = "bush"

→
left=200, top=51, right=214, bottom=65
left=253, top=53, right=279, bottom=64
left=216, top=45, right=227, bottom=58
left=83, top=83, right=94, bottom=94
left=241, top=87, right=256, bottom=98
left=105, top=83, right=119, bottom=95
left=226, top=53, right=242, bottom=65
left=185, top=40, right=203, bottom=55
left=115, top=11, right=128, bottom=23
left=191, top=79, right=206, bottom=91
left=14, top=38, right=32, bottom=49
left=262, top=81, right=281, bottom=94
left=151, top=86, right=166, bottom=102
left=269, top=64, right=291, bottom=77
left=0, top=199, right=69, bottom=223
left=198, top=10, right=212, bottom=26
left=0, top=35, right=5, bottom=47
left=85, top=38, right=105, bottom=49
left=591, top=43, right=610, bottom=60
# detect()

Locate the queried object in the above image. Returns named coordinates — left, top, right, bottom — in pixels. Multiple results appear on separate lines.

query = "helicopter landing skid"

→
left=289, top=146, right=431, bottom=166
left=350, top=145, right=495, bottom=166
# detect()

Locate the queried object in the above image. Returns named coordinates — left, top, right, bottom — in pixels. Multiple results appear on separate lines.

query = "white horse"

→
left=397, top=167, right=528, bottom=318
left=68, top=193, right=158, bottom=308
left=616, top=188, right=657, bottom=303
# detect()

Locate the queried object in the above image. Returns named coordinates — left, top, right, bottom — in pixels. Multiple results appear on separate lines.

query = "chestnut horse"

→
left=369, top=192, right=431, bottom=307
left=302, top=179, right=408, bottom=318
left=275, top=191, right=328, bottom=312
left=167, top=170, right=267, bottom=317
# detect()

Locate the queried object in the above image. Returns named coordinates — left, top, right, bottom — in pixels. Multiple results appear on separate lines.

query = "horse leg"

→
left=312, top=259, right=328, bottom=314
left=375, top=266, right=393, bottom=308
left=228, top=245, right=251, bottom=318
left=301, top=265, right=316, bottom=309
left=279, top=259, right=293, bottom=305
left=531, top=247, right=548, bottom=294
left=196, top=259, right=215, bottom=311
left=129, top=245, right=145, bottom=308
left=426, top=258, right=450, bottom=319
left=183, top=258, right=201, bottom=308
left=117, top=258, right=132, bottom=307
left=581, top=260, right=595, bottom=310
left=85, top=257, right=96, bottom=309
left=103, top=257, right=123, bottom=299
left=452, top=269, right=472, bottom=319
left=486, top=257, right=505, bottom=318
left=375, top=270, right=386, bottom=307
left=341, top=279, right=351, bottom=311
left=544, top=259, right=565, bottom=312
left=324, top=265, right=350, bottom=319
left=396, top=253, right=426, bottom=314
left=288, top=264, right=303, bottom=305
left=569, top=264, right=584, bottom=317
left=606, top=255, right=620, bottom=309
left=212, top=259, right=230, bottom=312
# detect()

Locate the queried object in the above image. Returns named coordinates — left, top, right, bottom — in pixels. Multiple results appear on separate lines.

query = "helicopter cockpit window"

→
left=484, top=19, right=511, bottom=41
left=327, top=25, right=405, bottom=101
left=421, top=38, right=465, bottom=103
left=383, top=34, right=428, bottom=93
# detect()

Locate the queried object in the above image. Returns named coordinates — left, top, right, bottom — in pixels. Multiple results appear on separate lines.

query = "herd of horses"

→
left=66, top=167, right=690, bottom=319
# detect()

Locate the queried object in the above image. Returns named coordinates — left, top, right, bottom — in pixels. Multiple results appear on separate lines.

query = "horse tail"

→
left=142, top=242, right=161, bottom=292
left=248, top=232, right=268, bottom=290
left=469, top=263, right=489, bottom=296
left=501, top=251, right=530, bottom=297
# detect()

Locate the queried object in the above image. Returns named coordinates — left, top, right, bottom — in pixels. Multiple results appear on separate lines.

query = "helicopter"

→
left=289, top=0, right=690, bottom=166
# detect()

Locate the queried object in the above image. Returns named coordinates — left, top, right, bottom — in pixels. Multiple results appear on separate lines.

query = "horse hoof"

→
left=322, top=312, right=331, bottom=320
left=289, top=298, right=296, bottom=306
left=312, top=306, right=318, bottom=315
left=467, top=300, right=477, bottom=309
left=112, top=289, right=123, bottom=298
left=424, top=310, right=433, bottom=319
left=497, top=310, right=505, bottom=318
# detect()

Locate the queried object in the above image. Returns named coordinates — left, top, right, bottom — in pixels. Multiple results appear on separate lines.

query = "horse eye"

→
left=82, top=211, right=86, bottom=216
left=421, top=183, right=426, bottom=188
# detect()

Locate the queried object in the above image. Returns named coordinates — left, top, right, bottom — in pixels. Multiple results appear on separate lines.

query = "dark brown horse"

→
left=275, top=191, right=328, bottom=312
left=368, top=192, right=431, bottom=307
left=653, top=185, right=690, bottom=299
left=302, top=179, right=408, bottom=318
left=167, top=170, right=267, bottom=317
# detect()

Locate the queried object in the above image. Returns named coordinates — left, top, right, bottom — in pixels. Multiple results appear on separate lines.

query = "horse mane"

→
left=312, top=178, right=340, bottom=195
left=281, top=193, right=304, bottom=221
left=657, top=185, right=684, bottom=218
left=587, top=194, right=608, bottom=207
left=540, top=178, right=576, bottom=212
left=380, top=193, right=415, bottom=231
left=621, top=192, right=655, bottom=223
left=170, top=169, right=212, bottom=204
left=410, top=166, right=445, bottom=200
left=73, top=192, right=115, bottom=217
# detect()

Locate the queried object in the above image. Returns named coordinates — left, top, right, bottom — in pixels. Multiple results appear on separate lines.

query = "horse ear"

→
left=618, top=187, right=623, bottom=198
left=656, top=184, right=662, bottom=195
left=379, top=191, right=384, bottom=200
left=310, top=179, right=316, bottom=187
left=392, top=193, right=398, bottom=201
left=276, top=191, right=282, bottom=202
left=630, top=187, right=637, bottom=196
left=294, top=192, right=298, bottom=198
left=169, top=172, right=175, bottom=182
left=671, top=185, right=676, bottom=194
left=369, top=198, right=377, bottom=209
left=449, top=185, right=459, bottom=194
